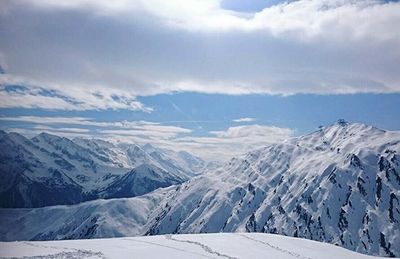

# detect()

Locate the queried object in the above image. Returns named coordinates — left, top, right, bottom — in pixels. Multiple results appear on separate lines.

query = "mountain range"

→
left=0, top=130, right=206, bottom=207
left=0, top=121, right=399, bottom=257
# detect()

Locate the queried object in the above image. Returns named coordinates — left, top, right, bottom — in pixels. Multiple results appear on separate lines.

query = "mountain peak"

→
left=33, top=131, right=62, bottom=141
left=131, top=163, right=163, bottom=173
left=0, top=129, right=7, bottom=137
left=142, top=143, right=158, bottom=153
left=336, top=119, right=349, bottom=126
left=320, top=121, right=385, bottom=137
left=2, top=131, right=29, bottom=143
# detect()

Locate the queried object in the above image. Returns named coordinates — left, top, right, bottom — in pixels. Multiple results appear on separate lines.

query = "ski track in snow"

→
left=0, top=251, right=102, bottom=259
left=0, top=241, right=107, bottom=259
left=122, top=237, right=213, bottom=258
left=238, top=234, right=312, bottom=259
left=165, top=234, right=239, bottom=259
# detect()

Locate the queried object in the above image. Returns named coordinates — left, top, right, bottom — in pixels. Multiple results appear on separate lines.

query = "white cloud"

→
left=233, top=117, right=255, bottom=122
left=0, top=116, right=99, bottom=125
left=166, top=124, right=294, bottom=160
left=101, top=124, right=294, bottom=160
left=0, top=0, right=398, bottom=109
left=0, top=76, right=152, bottom=111
left=0, top=115, right=162, bottom=128
left=0, top=116, right=192, bottom=140
left=14, top=0, right=400, bottom=40
left=32, top=125, right=91, bottom=133
left=210, top=124, right=292, bottom=139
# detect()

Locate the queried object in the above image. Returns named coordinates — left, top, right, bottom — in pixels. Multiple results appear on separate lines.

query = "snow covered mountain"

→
left=0, top=233, right=385, bottom=259
left=0, top=121, right=399, bottom=257
left=97, top=164, right=185, bottom=199
left=0, top=131, right=205, bottom=208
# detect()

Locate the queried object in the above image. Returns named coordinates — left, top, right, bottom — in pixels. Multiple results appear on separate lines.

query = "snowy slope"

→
left=0, top=233, right=383, bottom=259
left=97, top=164, right=185, bottom=199
left=140, top=122, right=400, bottom=257
left=0, top=122, right=399, bottom=256
left=142, top=143, right=206, bottom=175
left=0, top=131, right=202, bottom=207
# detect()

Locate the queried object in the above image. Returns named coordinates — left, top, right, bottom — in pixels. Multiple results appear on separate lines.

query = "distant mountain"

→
left=1, top=122, right=398, bottom=257
left=97, top=164, right=185, bottom=199
left=141, top=143, right=206, bottom=176
left=0, top=131, right=205, bottom=208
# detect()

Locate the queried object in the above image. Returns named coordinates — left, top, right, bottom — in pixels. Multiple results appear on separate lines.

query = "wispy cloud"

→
left=0, top=115, right=188, bottom=129
left=233, top=117, right=255, bottom=123
left=101, top=124, right=294, bottom=160
left=32, top=125, right=91, bottom=133
left=0, top=76, right=152, bottom=112
left=0, top=116, right=99, bottom=125
left=0, top=116, right=191, bottom=140
left=167, top=124, right=294, bottom=160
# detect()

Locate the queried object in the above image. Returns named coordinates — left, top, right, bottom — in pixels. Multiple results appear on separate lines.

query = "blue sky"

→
left=221, top=0, right=285, bottom=12
left=2, top=93, right=400, bottom=135
left=0, top=0, right=399, bottom=159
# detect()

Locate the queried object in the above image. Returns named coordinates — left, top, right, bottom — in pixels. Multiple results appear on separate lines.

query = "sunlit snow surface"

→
left=0, top=233, right=383, bottom=259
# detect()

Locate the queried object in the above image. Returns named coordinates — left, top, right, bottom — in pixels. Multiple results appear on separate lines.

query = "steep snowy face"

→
left=140, top=143, right=207, bottom=176
left=98, top=164, right=185, bottom=199
left=0, top=132, right=199, bottom=208
left=141, top=122, right=400, bottom=257
left=72, top=138, right=130, bottom=168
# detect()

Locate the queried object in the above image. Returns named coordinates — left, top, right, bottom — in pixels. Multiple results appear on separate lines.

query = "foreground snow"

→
left=0, top=233, right=383, bottom=259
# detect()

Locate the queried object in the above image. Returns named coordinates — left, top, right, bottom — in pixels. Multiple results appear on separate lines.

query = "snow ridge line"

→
left=165, top=235, right=240, bottom=259
left=238, top=234, right=312, bottom=259
left=0, top=250, right=102, bottom=259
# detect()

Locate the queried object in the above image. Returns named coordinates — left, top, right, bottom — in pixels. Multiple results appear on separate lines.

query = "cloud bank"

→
left=0, top=0, right=399, bottom=110
left=0, top=115, right=294, bottom=160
